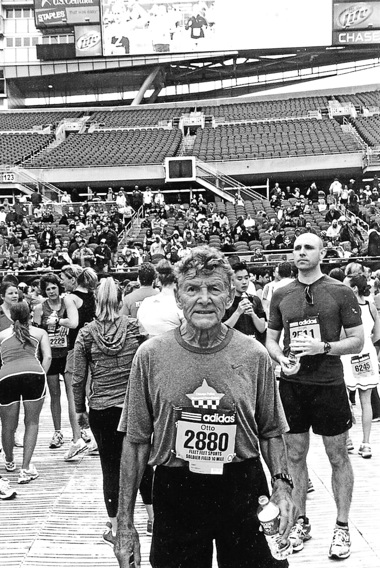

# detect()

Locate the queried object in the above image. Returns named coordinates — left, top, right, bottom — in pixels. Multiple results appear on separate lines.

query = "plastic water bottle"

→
left=48, top=310, right=58, bottom=333
left=257, top=495, right=293, bottom=560
left=283, top=350, right=301, bottom=376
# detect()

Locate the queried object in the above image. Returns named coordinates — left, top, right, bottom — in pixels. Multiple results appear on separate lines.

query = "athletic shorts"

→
left=150, top=458, right=288, bottom=568
left=48, top=356, right=67, bottom=377
left=0, top=372, right=47, bottom=406
left=279, top=380, right=352, bottom=437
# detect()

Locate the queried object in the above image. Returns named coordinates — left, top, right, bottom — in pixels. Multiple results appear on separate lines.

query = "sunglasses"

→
left=304, top=285, right=314, bottom=306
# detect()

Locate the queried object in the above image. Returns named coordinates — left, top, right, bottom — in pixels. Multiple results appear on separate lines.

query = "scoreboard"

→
left=33, top=0, right=380, bottom=60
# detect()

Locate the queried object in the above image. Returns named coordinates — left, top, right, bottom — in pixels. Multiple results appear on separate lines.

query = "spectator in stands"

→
left=325, top=204, right=341, bottom=224
left=340, top=185, right=349, bottom=207
left=306, top=182, right=318, bottom=202
left=324, top=241, right=340, bottom=259
left=368, top=222, right=380, bottom=257
left=329, top=177, right=343, bottom=202
left=303, top=221, right=318, bottom=235
left=93, top=239, right=113, bottom=273
left=220, top=235, right=236, bottom=253
left=243, top=214, right=256, bottom=230
left=250, top=248, right=265, bottom=263
left=106, top=187, right=115, bottom=202
left=150, top=235, right=166, bottom=257
left=326, top=220, right=341, bottom=242
left=27, top=243, right=42, bottom=270
left=143, top=186, right=153, bottom=214
left=72, top=239, right=94, bottom=268
left=101, top=225, right=118, bottom=258
left=30, top=187, right=43, bottom=210
left=154, top=189, right=165, bottom=209
left=265, top=217, right=279, bottom=235
left=68, top=233, right=82, bottom=257
left=116, top=190, right=127, bottom=212
left=132, top=186, right=143, bottom=211
left=61, top=191, right=72, bottom=205
left=39, top=224, right=56, bottom=251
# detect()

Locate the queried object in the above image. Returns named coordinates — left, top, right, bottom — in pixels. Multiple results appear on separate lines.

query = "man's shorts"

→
left=279, top=380, right=352, bottom=437
left=47, top=356, right=67, bottom=377
left=150, top=458, right=288, bottom=568
left=0, top=372, right=46, bottom=406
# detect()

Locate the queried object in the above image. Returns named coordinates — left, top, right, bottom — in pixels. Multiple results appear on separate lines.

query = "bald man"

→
left=266, top=233, right=364, bottom=561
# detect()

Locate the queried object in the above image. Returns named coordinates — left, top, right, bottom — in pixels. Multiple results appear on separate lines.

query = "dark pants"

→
left=150, top=458, right=288, bottom=568
left=89, top=407, right=153, bottom=518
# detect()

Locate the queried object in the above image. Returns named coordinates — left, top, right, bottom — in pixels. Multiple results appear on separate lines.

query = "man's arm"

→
left=266, top=328, right=292, bottom=373
left=260, top=436, right=297, bottom=544
left=115, top=439, right=151, bottom=568
left=290, top=324, right=364, bottom=357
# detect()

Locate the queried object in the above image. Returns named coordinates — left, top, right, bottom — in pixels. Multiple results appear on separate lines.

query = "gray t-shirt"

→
left=118, top=327, right=288, bottom=467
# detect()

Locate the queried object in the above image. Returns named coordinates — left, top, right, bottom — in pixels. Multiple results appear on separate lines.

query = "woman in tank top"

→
left=342, top=274, right=380, bottom=459
left=0, top=301, right=51, bottom=485
left=33, top=273, right=78, bottom=451
left=59, top=265, right=98, bottom=461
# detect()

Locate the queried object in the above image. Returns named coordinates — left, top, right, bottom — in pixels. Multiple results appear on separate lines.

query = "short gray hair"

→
left=174, top=246, right=233, bottom=288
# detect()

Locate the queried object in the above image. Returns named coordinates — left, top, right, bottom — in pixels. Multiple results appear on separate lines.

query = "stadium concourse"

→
left=0, top=394, right=379, bottom=568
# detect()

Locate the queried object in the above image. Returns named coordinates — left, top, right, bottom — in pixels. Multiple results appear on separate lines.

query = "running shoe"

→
left=0, top=476, right=17, bottom=500
left=289, top=518, right=312, bottom=552
left=86, top=441, right=99, bottom=455
left=358, top=443, right=372, bottom=459
left=307, top=478, right=315, bottom=493
left=346, top=437, right=354, bottom=452
left=328, top=527, right=351, bottom=560
left=18, top=464, right=39, bottom=484
left=372, top=417, right=380, bottom=422
left=146, top=520, right=153, bottom=536
left=49, top=431, right=64, bottom=449
left=63, top=438, right=87, bottom=461
left=81, top=428, right=92, bottom=444
left=103, top=521, right=116, bottom=547
left=5, top=460, right=16, bottom=472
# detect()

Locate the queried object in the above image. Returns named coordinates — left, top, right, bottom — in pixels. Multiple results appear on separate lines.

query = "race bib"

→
left=289, top=316, right=321, bottom=342
left=351, top=354, right=373, bottom=379
left=49, top=325, right=68, bottom=348
left=192, top=27, right=201, bottom=37
left=175, top=407, right=236, bottom=475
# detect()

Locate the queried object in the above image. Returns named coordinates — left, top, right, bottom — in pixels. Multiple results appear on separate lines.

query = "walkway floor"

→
left=1, top=396, right=379, bottom=568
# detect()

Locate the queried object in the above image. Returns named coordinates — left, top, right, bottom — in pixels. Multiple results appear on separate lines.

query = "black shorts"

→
left=0, top=372, right=47, bottom=406
left=279, top=380, right=352, bottom=437
left=150, top=458, right=288, bottom=568
left=48, top=357, right=67, bottom=376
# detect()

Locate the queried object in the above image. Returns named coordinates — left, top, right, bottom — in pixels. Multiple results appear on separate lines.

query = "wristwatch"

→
left=323, top=342, right=331, bottom=354
left=271, top=473, right=294, bottom=489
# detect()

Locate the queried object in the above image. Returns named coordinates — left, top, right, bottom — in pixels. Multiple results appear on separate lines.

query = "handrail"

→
left=196, top=159, right=264, bottom=201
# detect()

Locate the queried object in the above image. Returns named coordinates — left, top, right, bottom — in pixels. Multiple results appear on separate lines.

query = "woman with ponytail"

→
left=59, top=264, right=98, bottom=460
left=72, top=277, right=152, bottom=546
left=342, top=274, right=380, bottom=459
left=0, top=301, right=51, bottom=484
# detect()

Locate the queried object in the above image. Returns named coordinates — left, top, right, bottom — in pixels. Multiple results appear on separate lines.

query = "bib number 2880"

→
left=184, top=429, right=229, bottom=452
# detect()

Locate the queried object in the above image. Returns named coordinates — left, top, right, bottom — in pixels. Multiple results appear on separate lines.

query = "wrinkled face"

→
left=175, top=268, right=234, bottom=331
left=233, top=269, right=249, bottom=295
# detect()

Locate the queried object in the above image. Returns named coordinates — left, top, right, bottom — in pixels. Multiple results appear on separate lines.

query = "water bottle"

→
left=257, top=495, right=293, bottom=560
left=48, top=310, right=58, bottom=334
left=283, top=350, right=301, bottom=375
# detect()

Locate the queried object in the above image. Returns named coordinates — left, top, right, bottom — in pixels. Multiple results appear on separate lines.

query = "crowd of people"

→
left=0, top=178, right=380, bottom=566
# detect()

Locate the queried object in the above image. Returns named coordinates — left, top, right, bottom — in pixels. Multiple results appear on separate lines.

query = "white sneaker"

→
left=64, top=438, right=87, bottom=461
left=358, top=443, right=372, bottom=459
left=0, top=476, right=17, bottom=499
left=18, top=464, right=39, bottom=484
left=328, top=527, right=351, bottom=560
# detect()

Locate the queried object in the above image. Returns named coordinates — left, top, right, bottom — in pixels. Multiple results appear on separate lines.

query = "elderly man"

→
left=266, top=233, right=364, bottom=560
left=115, top=246, right=296, bottom=568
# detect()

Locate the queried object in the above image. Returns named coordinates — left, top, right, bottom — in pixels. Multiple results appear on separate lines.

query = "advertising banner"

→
left=333, top=2, right=380, bottom=29
left=34, top=0, right=100, bottom=28
left=333, top=29, right=380, bottom=42
left=75, top=24, right=102, bottom=56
